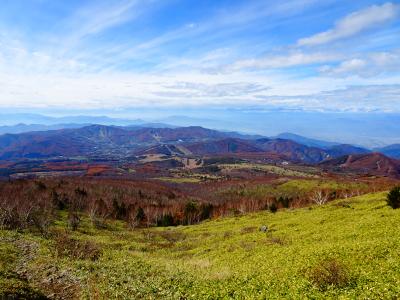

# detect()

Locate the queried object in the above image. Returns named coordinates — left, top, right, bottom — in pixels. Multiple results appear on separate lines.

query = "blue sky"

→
left=0, top=0, right=399, bottom=112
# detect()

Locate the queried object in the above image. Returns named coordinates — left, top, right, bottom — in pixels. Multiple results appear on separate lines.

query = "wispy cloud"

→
left=229, top=52, right=340, bottom=71
left=63, top=0, right=143, bottom=43
left=87, top=0, right=323, bottom=72
left=255, top=84, right=400, bottom=112
left=320, top=51, right=400, bottom=77
left=154, top=82, right=270, bottom=98
left=298, top=2, right=399, bottom=46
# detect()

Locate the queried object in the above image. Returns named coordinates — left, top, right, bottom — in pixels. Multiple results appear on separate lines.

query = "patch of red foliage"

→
left=43, top=161, right=89, bottom=171
left=86, top=165, right=111, bottom=176
left=135, top=164, right=162, bottom=174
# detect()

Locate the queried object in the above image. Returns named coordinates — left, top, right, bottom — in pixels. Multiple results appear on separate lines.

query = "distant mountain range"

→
left=0, top=123, right=90, bottom=135
left=1, top=123, right=396, bottom=156
left=0, top=122, right=178, bottom=136
left=0, top=124, right=381, bottom=162
left=0, top=124, right=399, bottom=178
left=0, top=125, right=251, bottom=160
left=2, top=112, right=400, bottom=148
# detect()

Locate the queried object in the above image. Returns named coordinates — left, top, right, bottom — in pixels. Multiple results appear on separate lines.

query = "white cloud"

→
left=0, top=69, right=275, bottom=108
left=0, top=41, right=86, bottom=75
left=320, top=51, right=400, bottom=77
left=320, top=58, right=367, bottom=75
left=1, top=61, right=399, bottom=112
left=154, top=82, right=270, bottom=98
left=298, top=2, right=399, bottom=46
left=229, top=52, right=339, bottom=71
left=255, top=85, right=400, bottom=112
left=1, top=35, right=399, bottom=112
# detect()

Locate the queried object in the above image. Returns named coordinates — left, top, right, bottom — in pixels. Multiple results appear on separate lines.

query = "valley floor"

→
left=1, top=192, right=400, bottom=299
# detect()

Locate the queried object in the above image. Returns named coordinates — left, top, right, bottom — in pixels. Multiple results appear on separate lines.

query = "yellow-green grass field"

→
left=1, top=192, right=399, bottom=299
left=218, top=163, right=319, bottom=178
left=155, top=177, right=202, bottom=183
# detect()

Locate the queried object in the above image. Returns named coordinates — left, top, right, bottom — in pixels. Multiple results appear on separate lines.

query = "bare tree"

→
left=311, top=190, right=329, bottom=205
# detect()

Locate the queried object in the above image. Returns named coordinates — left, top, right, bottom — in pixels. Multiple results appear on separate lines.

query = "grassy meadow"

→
left=1, top=191, right=400, bottom=299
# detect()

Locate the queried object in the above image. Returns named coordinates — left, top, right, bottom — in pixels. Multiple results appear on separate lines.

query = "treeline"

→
left=0, top=179, right=216, bottom=233
left=0, top=177, right=395, bottom=234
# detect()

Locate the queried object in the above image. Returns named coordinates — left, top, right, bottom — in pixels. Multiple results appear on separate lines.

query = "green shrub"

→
left=184, top=201, right=199, bottom=225
left=387, top=186, right=400, bottom=209
left=157, top=213, right=175, bottom=227
left=135, top=207, right=146, bottom=222
left=200, top=203, right=213, bottom=220
left=113, top=199, right=127, bottom=220
left=278, top=196, right=291, bottom=208
left=269, top=202, right=278, bottom=213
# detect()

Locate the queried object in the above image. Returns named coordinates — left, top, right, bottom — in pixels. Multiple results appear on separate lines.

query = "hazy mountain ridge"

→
left=274, top=133, right=340, bottom=149
left=1, top=112, right=400, bottom=148
left=326, top=144, right=370, bottom=158
left=375, top=144, right=400, bottom=159
left=0, top=125, right=393, bottom=166
left=0, top=113, right=141, bottom=126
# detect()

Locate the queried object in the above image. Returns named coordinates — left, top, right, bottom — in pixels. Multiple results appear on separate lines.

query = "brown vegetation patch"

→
left=86, top=165, right=111, bottom=176
left=307, top=258, right=354, bottom=290
left=54, top=232, right=102, bottom=261
left=240, top=226, right=257, bottom=234
left=266, top=236, right=288, bottom=246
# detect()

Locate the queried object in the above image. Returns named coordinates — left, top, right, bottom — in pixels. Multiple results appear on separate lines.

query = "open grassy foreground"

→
left=1, top=191, right=400, bottom=299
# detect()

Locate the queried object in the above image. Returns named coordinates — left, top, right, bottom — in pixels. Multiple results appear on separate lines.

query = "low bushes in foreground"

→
left=1, top=191, right=399, bottom=298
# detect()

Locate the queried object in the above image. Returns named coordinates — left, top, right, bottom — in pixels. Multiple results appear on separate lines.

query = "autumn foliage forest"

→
left=0, top=174, right=395, bottom=235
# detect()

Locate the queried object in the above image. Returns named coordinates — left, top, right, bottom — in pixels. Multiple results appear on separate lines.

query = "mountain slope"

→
left=128, top=126, right=229, bottom=143
left=255, top=138, right=329, bottom=163
left=136, top=144, right=187, bottom=156
left=0, top=125, right=140, bottom=160
left=0, top=125, right=254, bottom=160
left=185, top=138, right=263, bottom=155
left=320, top=152, right=400, bottom=178
left=326, top=144, right=370, bottom=158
